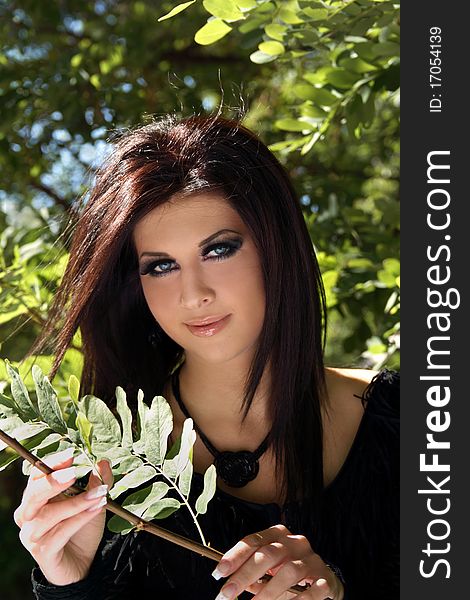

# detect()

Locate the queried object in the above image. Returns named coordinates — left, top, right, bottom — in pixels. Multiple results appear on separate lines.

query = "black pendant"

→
left=214, top=450, right=260, bottom=488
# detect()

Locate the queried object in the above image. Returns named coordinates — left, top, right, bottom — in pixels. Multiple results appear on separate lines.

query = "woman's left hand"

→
left=211, top=524, right=344, bottom=600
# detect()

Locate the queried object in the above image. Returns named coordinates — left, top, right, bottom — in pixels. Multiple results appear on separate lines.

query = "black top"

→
left=31, top=369, right=399, bottom=600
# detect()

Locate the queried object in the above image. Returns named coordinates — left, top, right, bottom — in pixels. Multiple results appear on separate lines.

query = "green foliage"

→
left=0, top=365, right=217, bottom=542
left=159, top=0, right=400, bottom=152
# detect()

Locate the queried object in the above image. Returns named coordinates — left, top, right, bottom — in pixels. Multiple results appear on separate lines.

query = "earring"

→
left=148, top=323, right=164, bottom=348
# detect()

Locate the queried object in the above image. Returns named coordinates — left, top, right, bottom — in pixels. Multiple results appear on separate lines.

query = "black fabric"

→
left=31, top=369, right=399, bottom=600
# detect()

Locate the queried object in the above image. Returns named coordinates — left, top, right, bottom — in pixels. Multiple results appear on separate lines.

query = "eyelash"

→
left=140, top=239, right=242, bottom=278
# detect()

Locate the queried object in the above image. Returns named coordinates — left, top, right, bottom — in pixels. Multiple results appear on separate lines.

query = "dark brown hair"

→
left=29, top=114, right=328, bottom=516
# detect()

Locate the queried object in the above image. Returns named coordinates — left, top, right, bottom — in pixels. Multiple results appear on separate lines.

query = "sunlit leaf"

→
left=115, top=387, right=133, bottom=450
left=109, top=464, right=157, bottom=500
left=32, top=366, right=67, bottom=434
left=157, top=1, right=196, bottom=22
left=144, top=396, right=173, bottom=467
left=195, top=464, right=217, bottom=515
left=194, top=19, right=232, bottom=45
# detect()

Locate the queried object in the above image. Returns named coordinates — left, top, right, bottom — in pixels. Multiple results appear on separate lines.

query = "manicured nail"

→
left=214, top=583, right=237, bottom=600
left=83, top=485, right=108, bottom=501
left=51, top=467, right=76, bottom=484
left=86, top=496, right=107, bottom=512
left=316, top=578, right=328, bottom=586
left=211, top=561, right=230, bottom=580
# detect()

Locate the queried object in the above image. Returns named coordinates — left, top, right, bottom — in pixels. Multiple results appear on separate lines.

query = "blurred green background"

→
left=0, top=1, right=399, bottom=597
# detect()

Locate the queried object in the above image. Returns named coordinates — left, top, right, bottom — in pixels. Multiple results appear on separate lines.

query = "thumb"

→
left=88, top=459, right=114, bottom=490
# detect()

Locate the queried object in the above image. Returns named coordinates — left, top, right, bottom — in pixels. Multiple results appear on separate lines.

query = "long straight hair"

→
left=29, top=115, right=328, bottom=519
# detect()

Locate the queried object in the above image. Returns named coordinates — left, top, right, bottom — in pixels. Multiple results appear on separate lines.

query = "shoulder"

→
left=324, top=366, right=399, bottom=416
left=321, top=367, right=399, bottom=487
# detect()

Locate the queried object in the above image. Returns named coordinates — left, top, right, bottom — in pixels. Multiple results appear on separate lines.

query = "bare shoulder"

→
left=322, top=367, right=379, bottom=486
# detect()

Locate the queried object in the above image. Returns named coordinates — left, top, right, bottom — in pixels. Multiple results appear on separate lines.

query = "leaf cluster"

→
left=0, top=362, right=216, bottom=540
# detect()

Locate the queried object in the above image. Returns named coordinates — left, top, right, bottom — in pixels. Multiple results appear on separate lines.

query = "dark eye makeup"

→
left=139, top=237, right=243, bottom=278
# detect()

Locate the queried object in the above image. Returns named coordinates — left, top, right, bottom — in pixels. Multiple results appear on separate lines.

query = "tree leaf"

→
left=258, top=41, right=285, bottom=56
left=0, top=430, right=52, bottom=472
left=194, top=19, right=232, bottom=45
left=115, top=387, right=133, bottom=449
left=175, top=418, right=196, bottom=475
left=68, top=375, right=80, bottom=406
left=264, top=23, right=287, bottom=41
left=5, top=361, right=37, bottom=419
left=78, top=395, right=121, bottom=453
left=203, top=0, right=244, bottom=21
left=142, top=497, right=181, bottom=520
left=133, top=390, right=148, bottom=454
left=178, top=458, right=193, bottom=497
left=250, top=50, right=277, bottom=64
left=75, top=412, right=93, bottom=453
left=144, top=396, right=173, bottom=467
left=157, top=1, right=196, bottom=22
left=195, top=464, right=217, bottom=515
left=32, top=365, right=67, bottom=434
left=107, top=514, right=135, bottom=534
left=109, top=465, right=157, bottom=500
left=121, top=481, right=170, bottom=517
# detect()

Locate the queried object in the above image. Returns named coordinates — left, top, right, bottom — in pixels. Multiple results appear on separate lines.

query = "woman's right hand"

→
left=14, top=447, right=114, bottom=586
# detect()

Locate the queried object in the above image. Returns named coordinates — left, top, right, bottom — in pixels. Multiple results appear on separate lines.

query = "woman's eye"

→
left=140, top=260, right=175, bottom=277
left=204, top=240, right=241, bottom=260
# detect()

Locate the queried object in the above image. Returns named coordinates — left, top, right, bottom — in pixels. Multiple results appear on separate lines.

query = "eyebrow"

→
left=139, top=229, right=242, bottom=259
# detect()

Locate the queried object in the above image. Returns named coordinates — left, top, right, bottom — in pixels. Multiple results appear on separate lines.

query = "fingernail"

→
left=214, top=583, right=237, bottom=600
left=83, top=485, right=108, bottom=501
left=51, top=467, right=76, bottom=484
left=316, top=578, right=327, bottom=586
left=86, top=496, right=107, bottom=512
left=211, top=561, right=230, bottom=580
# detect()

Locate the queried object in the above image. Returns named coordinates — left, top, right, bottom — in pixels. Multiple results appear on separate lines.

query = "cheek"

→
left=140, top=279, right=175, bottom=324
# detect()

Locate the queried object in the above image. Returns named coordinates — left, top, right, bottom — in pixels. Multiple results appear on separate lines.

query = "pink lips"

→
left=185, top=314, right=231, bottom=337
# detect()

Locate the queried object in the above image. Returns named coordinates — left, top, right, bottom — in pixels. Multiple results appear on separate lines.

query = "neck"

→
left=177, top=351, right=272, bottom=430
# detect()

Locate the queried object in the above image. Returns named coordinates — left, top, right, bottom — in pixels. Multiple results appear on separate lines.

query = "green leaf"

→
left=142, top=497, right=181, bottom=520
left=76, top=412, right=93, bottom=453
left=301, top=7, right=328, bottom=20
left=0, top=393, right=18, bottom=418
left=115, top=387, right=133, bottom=450
left=203, top=0, right=244, bottom=21
left=195, top=464, right=217, bottom=515
left=133, top=390, right=149, bottom=455
left=264, top=23, right=287, bottom=41
left=32, top=365, right=67, bottom=433
left=178, top=457, right=193, bottom=497
left=157, top=1, right=196, bottom=22
left=324, top=68, right=361, bottom=89
left=121, top=481, right=170, bottom=516
left=5, top=361, right=37, bottom=419
left=235, top=0, right=257, bottom=9
left=109, top=465, right=157, bottom=500
left=278, top=7, right=304, bottom=24
left=112, top=455, right=144, bottom=475
left=250, top=50, right=277, bottom=64
left=194, top=19, right=233, bottom=45
left=144, top=396, right=173, bottom=467
left=78, top=395, right=121, bottom=453
left=107, top=514, right=135, bottom=534
left=258, top=41, right=285, bottom=56
left=275, top=118, right=315, bottom=132
left=175, top=418, right=196, bottom=475
left=294, top=84, right=337, bottom=106
left=68, top=375, right=80, bottom=406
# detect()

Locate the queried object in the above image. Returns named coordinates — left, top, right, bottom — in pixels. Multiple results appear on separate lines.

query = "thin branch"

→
left=0, top=427, right=309, bottom=595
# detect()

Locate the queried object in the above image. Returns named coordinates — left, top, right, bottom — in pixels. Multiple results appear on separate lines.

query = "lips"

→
left=184, top=315, right=228, bottom=327
left=185, top=314, right=231, bottom=337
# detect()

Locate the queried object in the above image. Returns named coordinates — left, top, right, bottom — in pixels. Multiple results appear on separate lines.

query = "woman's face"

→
left=132, top=192, right=266, bottom=365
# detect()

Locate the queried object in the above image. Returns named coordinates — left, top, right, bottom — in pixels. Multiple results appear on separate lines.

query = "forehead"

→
left=132, top=192, right=248, bottom=248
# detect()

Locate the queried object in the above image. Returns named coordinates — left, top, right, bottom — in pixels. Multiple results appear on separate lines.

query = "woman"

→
left=14, top=115, right=399, bottom=599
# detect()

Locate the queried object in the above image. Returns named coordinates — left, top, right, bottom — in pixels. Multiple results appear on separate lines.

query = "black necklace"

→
left=171, top=364, right=270, bottom=488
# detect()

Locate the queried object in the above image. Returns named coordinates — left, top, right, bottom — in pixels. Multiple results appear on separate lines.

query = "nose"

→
left=179, top=268, right=215, bottom=310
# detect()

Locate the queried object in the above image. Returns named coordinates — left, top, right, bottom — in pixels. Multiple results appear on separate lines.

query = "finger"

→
left=213, top=524, right=291, bottom=580
left=298, top=577, right=337, bottom=599
left=15, top=466, right=77, bottom=526
left=29, top=447, right=75, bottom=480
left=254, top=560, right=314, bottom=600
left=88, top=459, right=114, bottom=489
left=21, top=500, right=106, bottom=559
left=20, top=484, right=109, bottom=543
left=215, top=542, right=291, bottom=600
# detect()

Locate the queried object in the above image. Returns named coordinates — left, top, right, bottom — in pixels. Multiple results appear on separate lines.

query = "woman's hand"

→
left=14, top=447, right=114, bottom=586
left=211, top=524, right=344, bottom=600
